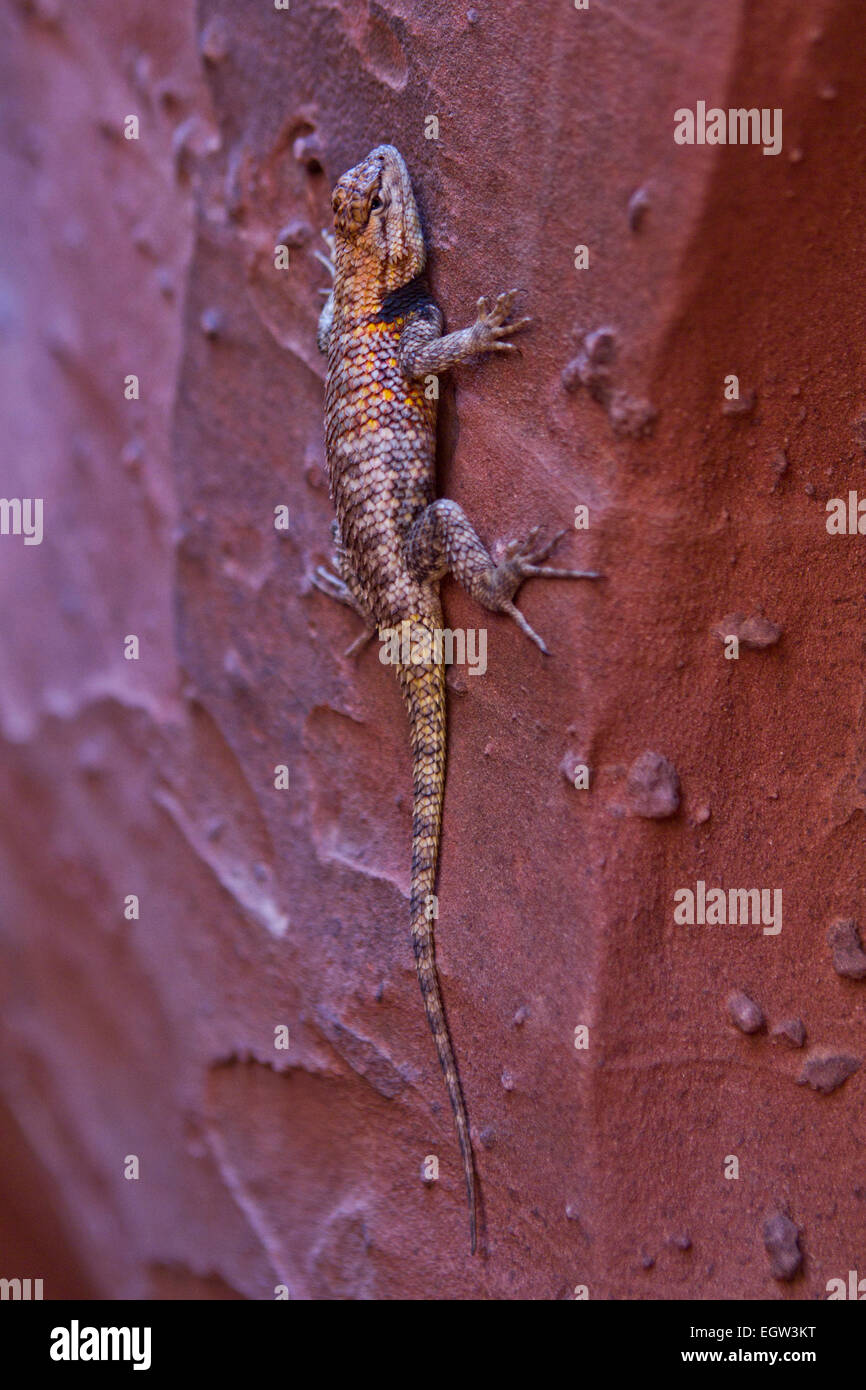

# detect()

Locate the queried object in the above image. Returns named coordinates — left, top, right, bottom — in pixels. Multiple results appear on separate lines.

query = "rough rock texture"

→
left=1, top=0, right=865, bottom=1300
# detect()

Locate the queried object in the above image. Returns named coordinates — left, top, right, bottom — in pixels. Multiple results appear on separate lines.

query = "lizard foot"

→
left=312, top=566, right=376, bottom=656
left=312, top=565, right=353, bottom=604
left=312, top=228, right=336, bottom=280
left=472, top=289, right=531, bottom=354
left=494, top=528, right=602, bottom=654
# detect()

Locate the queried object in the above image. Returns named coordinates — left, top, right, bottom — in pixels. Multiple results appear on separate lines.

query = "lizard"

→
left=312, top=144, right=599, bottom=1254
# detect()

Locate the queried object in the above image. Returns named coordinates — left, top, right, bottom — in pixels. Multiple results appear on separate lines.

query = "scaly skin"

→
left=314, top=145, right=599, bottom=1253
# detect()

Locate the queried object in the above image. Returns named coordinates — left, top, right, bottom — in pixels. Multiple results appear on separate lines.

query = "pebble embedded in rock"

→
left=626, top=751, right=680, bottom=819
left=627, top=186, right=650, bottom=231
left=200, top=16, right=231, bottom=64
left=560, top=357, right=582, bottom=393
left=827, top=918, right=866, bottom=980
left=771, top=1018, right=806, bottom=1048
left=561, top=327, right=616, bottom=398
left=667, top=1232, right=692, bottom=1251
left=560, top=751, right=590, bottom=789
left=293, top=133, right=324, bottom=173
left=155, top=267, right=174, bottom=300
left=277, top=219, right=313, bottom=249
left=727, top=990, right=765, bottom=1034
left=712, top=612, right=782, bottom=649
left=762, top=1210, right=802, bottom=1281
left=771, top=448, right=789, bottom=484
left=722, top=389, right=756, bottom=416
left=608, top=390, right=657, bottom=438
left=171, top=115, right=220, bottom=178
left=200, top=307, right=224, bottom=339
left=797, top=1048, right=861, bottom=1094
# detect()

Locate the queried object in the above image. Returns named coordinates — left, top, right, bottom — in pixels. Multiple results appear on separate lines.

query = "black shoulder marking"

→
left=377, top=274, right=436, bottom=324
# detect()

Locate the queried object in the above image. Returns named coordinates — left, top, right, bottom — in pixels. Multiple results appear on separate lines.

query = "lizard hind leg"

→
left=405, top=498, right=601, bottom=655
left=311, top=534, right=376, bottom=655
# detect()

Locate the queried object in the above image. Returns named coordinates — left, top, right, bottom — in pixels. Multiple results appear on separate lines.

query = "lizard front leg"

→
left=405, top=498, right=600, bottom=654
left=399, top=290, right=530, bottom=379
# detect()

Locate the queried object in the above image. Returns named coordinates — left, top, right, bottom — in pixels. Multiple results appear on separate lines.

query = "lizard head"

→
left=331, top=145, right=426, bottom=291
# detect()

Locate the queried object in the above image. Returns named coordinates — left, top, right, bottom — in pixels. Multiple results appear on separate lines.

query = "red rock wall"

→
left=1, top=0, right=864, bottom=1299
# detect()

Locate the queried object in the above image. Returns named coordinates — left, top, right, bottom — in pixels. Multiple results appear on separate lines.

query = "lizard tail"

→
left=397, top=642, right=478, bottom=1254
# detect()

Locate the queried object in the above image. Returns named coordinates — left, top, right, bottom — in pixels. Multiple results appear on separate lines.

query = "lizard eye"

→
left=370, top=195, right=383, bottom=211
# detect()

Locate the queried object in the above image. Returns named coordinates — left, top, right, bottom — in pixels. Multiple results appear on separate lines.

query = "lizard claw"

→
left=313, top=228, right=336, bottom=278
left=507, top=527, right=601, bottom=576
left=489, top=289, right=516, bottom=321
left=502, top=527, right=539, bottom=562
left=344, top=628, right=375, bottom=658
left=473, top=290, right=532, bottom=353
left=521, top=564, right=602, bottom=579
left=312, top=565, right=346, bottom=600
left=500, top=600, right=550, bottom=655
left=502, top=314, right=532, bottom=332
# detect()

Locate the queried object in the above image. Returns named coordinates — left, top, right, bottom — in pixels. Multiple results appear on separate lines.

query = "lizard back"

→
left=324, top=151, right=439, bottom=626
left=320, top=144, right=478, bottom=1249
left=314, top=143, right=572, bottom=1252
